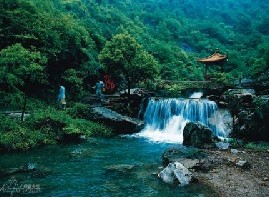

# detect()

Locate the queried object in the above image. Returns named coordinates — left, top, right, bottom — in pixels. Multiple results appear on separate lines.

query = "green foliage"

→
left=0, top=0, right=268, bottom=149
left=67, top=102, right=93, bottom=119
left=0, top=91, right=24, bottom=109
left=0, top=105, right=112, bottom=152
left=62, top=69, right=84, bottom=101
left=210, top=72, right=235, bottom=86
left=27, top=107, right=112, bottom=137
left=99, top=33, right=160, bottom=91
left=64, top=118, right=111, bottom=137
left=0, top=43, right=47, bottom=91
left=0, top=127, right=45, bottom=151
left=160, top=83, right=182, bottom=98
left=245, top=142, right=269, bottom=152
left=0, top=115, right=51, bottom=151
left=1, top=0, right=268, bottom=99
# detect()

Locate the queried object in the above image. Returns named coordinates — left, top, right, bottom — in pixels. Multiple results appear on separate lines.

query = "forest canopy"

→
left=0, top=0, right=268, bottom=104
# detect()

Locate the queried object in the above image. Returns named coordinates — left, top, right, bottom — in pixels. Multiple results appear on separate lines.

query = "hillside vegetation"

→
left=0, top=0, right=268, bottom=150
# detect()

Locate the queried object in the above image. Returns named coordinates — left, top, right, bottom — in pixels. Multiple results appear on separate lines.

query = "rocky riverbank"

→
left=161, top=146, right=269, bottom=197
left=194, top=148, right=269, bottom=197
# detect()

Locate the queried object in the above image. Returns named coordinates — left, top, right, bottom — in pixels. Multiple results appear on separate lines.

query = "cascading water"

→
left=135, top=93, right=230, bottom=143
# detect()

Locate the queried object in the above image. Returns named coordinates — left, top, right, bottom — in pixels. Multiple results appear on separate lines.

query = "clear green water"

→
left=0, top=136, right=217, bottom=197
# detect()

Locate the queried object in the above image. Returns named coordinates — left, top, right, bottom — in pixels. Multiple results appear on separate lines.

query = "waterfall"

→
left=135, top=96, right=230, bottom=143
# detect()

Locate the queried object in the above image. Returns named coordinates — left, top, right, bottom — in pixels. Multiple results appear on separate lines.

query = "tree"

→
left=0, top=43, right=47, bottom=119
left=0, top=43, right=47, bottom=91
left=99, top=33, right=159, bottom=95
left=62, top=69, right=84, bottom=101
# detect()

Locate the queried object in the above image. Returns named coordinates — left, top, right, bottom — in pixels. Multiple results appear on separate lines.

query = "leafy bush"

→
left=64, top=119, right=111, bottom=137
left=210, top=72, right=235, bottom=86
left=0, top=115, right=50, bottom=151
left=27, top=107, right=112, bottom=138
left=67, top=102, right=92, bottom=119
left=0, top=105, right=112, bottom=152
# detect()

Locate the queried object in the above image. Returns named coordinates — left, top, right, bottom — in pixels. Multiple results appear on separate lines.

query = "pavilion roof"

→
left=197, top=52, right=227, bottom=64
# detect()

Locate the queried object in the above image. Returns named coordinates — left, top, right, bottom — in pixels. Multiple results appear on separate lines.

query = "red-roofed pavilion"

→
left=197, top=49, right=228, bottom=80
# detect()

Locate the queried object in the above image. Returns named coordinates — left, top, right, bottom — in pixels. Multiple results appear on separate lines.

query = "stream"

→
left=0, top=136, right=218, bottom=197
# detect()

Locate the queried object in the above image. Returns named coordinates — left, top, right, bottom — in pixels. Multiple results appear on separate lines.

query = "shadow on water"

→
left=0, top=136, right=218, bottom=197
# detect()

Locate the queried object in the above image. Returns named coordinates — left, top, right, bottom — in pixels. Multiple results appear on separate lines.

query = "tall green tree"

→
left=0, top=43, right=47, bottom=116
left=99, top=33, right=159, bottom=95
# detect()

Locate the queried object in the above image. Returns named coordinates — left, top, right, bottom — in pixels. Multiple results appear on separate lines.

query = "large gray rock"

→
left=223, top=88, right=255, bottom=97
left=234, top=99, right=269, bottom=141
left=90, top=107, right=144, bottom=134
left=236, top=160, right=252, bottom=170
left=221, top=88, right=256, bottom=105
left=183, top=122, right=218, bottom=148
left=158, top=162, right=193, bottom=186
left=215, top=142, right=230, bottom=150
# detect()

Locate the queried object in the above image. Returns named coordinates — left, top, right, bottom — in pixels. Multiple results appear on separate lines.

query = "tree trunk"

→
left=127, top=76, right=131, bottom=98
left=21, top=94, right=27, bottom=121
left=205, top=65, right=208, bottom=80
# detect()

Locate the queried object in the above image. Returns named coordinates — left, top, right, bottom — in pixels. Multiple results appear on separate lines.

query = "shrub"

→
left=64, top=118, right=112, bottom=136
left=0, top=105, right=112, bottom=152
left=67, top=102, right=92, bottom=119
left=0, top=115, right=50, bottom=151
left=27, top=106, right=112, bottom=138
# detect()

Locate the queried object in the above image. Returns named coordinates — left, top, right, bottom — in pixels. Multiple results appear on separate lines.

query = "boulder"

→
left=183, top=122, right=218, bottom=148
left=218, top=101, right=229, bottom=108
left=236, top=160, right=252, bottom=170
left=235, top=100, right=269, bottom=141
left=158, top=162, right=194, bottom=186
left=231, top=149, right=239, bottom=154
left=215, top=142, right=230, bottom=150
left=162, top=147, right=206, bottom=166
left=207, top=95, right=219, bottom=102
left=221, top=88, right=256, bottom=106
left=90, top=106, right=144, bottom=134
left=240, top=78, right=254, bottom=88
left=223, top=88, right=255, bottom=97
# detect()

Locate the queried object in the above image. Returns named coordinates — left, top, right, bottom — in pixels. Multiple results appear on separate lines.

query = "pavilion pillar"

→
left=205, top=64, right=208, bottom=80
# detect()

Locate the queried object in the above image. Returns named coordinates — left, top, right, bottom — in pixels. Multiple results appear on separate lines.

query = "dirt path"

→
left=194, top=149, right=269, bottom=197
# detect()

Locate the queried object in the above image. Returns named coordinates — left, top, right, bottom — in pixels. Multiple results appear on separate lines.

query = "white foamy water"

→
left=189, top=92, right=203, bottom=99
left=133, top=95, right=231, bottom=143
left=135, top=116, right=188, bottom=143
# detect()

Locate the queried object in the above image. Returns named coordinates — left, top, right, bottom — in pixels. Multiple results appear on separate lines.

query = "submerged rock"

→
left=162, top=147, right=206, bottom=167
left=158, top=162, right=194, bottom=186
left=105, top=164, right=136, bottom=173
left=183, top=122, right=218, bottom=148
left=162, top=148, right=185, bottom=167
left=0, top=163, right=50, bottom=178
